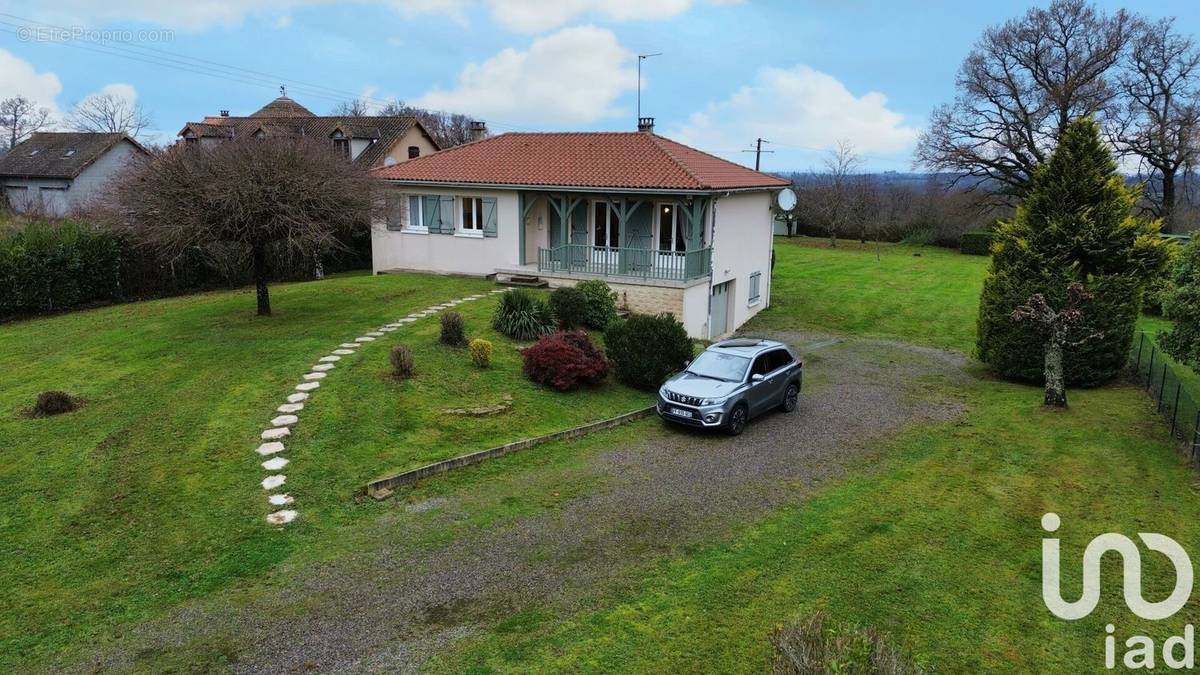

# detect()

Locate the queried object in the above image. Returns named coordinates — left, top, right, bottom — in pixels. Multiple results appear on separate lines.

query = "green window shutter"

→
left=482, top=197, right=498, bottom=237
left=423, top=195, right=440, bottom=232
left=439, top=195, right=455, bottom=234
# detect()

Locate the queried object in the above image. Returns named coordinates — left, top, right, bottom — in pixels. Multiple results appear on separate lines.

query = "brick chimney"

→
left=469, top=120, right=487, bottom=142
left=220, top=110, right=230, bottom=117
left=638, top=117, right=655, bottom=133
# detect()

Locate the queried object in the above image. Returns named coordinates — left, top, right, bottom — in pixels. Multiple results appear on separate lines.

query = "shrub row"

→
left=492, top=283, right=618, bottom=341
left=959, top=230, right=995, bottom=256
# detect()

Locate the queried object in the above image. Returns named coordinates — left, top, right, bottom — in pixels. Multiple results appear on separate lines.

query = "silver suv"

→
left=656, top=338, right=803, bottom=435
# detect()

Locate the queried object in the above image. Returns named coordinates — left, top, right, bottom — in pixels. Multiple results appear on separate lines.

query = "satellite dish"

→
left=383, top=156, right=397, bottom=167
left=775, top=187, right=797, bottom=211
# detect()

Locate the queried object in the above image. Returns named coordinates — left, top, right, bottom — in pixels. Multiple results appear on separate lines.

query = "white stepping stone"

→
left=332, top=349, right=355, bottom=355
left=295, top=381, right=320, bottom=392
left=311, top=363, right=335, bottom=372
left=287, top=392, right=309, bottom=403
left=303, top=372, right=326, bottom=381
left=262, top=456, right=289, bottom=471
left=268, top=493, right=294, bottom=506
left=406, top=314, right=421, bottom=319
left=385, top=323, right=401, bottom=329
left=256, top=441, right=285, bottom=456
left=380, top=327, right=397, bottom=333
left=319, top=355, right=341, bottom=362
left=262, top=427, right=290, bottom=441
left=277, top=403, right=303, bottom=414
left=271, top=414, right=299, bottom=427
left=339, top=343, right=360, bottom=349
left=366, top=331, right=385, bottom=337
left=262, top=474, right=286, bottom=490
left=266, top=509, right=297, bottom=525
left=355, top=336, right=376, bottom=343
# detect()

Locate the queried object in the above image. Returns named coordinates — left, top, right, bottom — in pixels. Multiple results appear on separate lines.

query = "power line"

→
left=0, top=13, right=536, bottom=132
left=741, top=137, right=774, bottom=171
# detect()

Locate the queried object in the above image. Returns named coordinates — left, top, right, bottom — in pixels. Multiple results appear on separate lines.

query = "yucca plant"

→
left=492, top=288, right=554, bottom=341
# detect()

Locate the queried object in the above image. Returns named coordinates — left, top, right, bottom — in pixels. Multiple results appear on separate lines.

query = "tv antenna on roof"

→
left=280, top=85, right=286, bottom=96
left=637, top=53, right=662, bottom=122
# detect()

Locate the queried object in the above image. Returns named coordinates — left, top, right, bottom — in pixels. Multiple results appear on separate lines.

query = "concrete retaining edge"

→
left=364, top=405, right=657, bottom=498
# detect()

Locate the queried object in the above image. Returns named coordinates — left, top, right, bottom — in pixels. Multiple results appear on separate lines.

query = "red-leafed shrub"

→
left=522, top=331, right=609, bottom=391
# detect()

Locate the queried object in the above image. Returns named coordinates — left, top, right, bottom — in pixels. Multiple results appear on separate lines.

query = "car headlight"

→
left=699, top=396, right=724, bottom=406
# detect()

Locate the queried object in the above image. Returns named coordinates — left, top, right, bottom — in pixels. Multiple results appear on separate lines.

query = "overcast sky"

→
left=3, top=0, right=1199, bottom=172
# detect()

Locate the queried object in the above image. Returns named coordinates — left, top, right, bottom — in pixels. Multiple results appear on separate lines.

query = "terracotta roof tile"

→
left=370, top=132, right=790, bottom=191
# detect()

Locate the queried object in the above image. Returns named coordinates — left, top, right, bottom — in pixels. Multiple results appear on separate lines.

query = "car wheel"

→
left=726, top=404, right=748, bottom=436
left=780, top=383, right=799, bottom=413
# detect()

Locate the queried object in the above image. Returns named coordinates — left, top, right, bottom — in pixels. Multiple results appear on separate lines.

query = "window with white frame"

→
left=592, top=200, right=621, bottom=249
left=460, top=196, right=484, bottom=233
left=748, top=271, right=762, bottom=305
left=406, top=195, right=426, bottom=231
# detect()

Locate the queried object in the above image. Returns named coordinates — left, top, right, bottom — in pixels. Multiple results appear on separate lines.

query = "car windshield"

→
left=686, top=350, right=750, bottom=382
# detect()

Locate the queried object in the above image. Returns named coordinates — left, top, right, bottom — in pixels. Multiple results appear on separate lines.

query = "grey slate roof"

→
left=0, top=132, right=146, bottom=179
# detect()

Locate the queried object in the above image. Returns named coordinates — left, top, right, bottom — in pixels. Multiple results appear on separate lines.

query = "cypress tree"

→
left=976, top=118, right=1172, bottom=385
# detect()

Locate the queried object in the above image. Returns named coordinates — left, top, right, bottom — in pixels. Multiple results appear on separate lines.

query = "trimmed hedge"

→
left=549, top=286, right=588, bottom=330
left=604, top=313, right=694, bottom=390
left=0, top=218, right=373, bottom=320
left=959, top=230, right=995, bottom=256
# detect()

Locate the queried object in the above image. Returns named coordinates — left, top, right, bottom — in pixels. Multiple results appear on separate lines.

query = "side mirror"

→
left=684, top=360, right=691, bottom=367
left=751, top=373, right=765, bottom=383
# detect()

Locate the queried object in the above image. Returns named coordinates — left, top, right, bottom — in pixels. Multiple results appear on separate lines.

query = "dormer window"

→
left=253, top=129, right=265, bottom=139
left=63, top=149, right=76, bottom=158
left=331, top=130, right=349, bottom=158
left=184, top=130, right=198, bottom=145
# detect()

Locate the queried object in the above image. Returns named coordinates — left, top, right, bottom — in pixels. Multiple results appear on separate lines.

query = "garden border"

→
left=364, top=405, right=657, bottom=498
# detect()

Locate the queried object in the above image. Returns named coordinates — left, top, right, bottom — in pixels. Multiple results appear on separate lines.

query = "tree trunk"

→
left=1161, top=168, right=1176, bottom=233
left=253, top=244, right=271, bottom=316
left=1043, top=338, right=1067, bottom=408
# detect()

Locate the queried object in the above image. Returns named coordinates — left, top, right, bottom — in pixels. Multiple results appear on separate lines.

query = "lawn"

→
left=0, top=273, right=647, bottom=668
left=759, top=236, right=990, bottom=353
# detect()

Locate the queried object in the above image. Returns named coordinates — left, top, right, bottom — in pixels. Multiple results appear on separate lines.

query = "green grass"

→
left=0, top=273, right=647, bottom=668
left=759, top=236, right=989, bottom=353
left=428, top=376, right=1197, bottom=673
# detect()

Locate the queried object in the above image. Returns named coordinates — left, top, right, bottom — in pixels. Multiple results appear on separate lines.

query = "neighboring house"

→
left=370, top=118, right=790, bottom=339
left=177, top=95, right=441, bottom=167
left=0, top=132, right=148, bottom=217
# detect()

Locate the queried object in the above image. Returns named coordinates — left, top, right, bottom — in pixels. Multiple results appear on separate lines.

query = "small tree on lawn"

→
left=1012, top=283, right=1098, bottom=407
left=111, top=137, right=370, bottom=315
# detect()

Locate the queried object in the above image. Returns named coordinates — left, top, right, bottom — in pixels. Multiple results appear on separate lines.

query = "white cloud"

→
left=668, top=65, right=920, bottom=163
left=0, top=48, right=64, bottom=119
left=414, top=25, right=636, bottom=126
left=9, top=0, right=730, bottom=32
left=272, top=14, right=293, bottom=29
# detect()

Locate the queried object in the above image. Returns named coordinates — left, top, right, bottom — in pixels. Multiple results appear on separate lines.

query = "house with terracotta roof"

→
left=178, top=94, right=441, bottom=168
left=0, top=132, right=148, bottom=217
left=370, top=118, right=790, bottom=338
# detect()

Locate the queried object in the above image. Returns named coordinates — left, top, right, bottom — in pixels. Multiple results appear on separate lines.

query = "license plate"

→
left=669, top=407, right=693, bottom=418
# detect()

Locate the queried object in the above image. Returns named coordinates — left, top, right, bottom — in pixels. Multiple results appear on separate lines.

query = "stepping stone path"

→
left=252, top=290, right=499, bottom=527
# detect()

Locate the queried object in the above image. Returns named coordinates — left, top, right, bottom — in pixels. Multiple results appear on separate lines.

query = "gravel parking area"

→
left=66, top=331, right=970, bottom=673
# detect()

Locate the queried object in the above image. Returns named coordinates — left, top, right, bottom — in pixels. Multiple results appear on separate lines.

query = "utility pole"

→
left=742, top=138, right=774, bottom=171
left=637, top=53, right=662, bottom=122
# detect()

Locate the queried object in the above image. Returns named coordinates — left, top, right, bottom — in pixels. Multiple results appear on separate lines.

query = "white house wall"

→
left=371, top=186, right=520, bottom=275
left=66, top=139, right=141, bottom=212
left=710, top=191, right=774, bottom=337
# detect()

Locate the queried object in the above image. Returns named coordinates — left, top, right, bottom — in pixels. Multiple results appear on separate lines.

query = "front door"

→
left=710, top=281, right=731, bottom=338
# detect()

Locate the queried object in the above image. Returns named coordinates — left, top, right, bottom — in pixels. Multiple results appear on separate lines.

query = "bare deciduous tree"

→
left=1112, top=17, right=1200, bottom=230
left=109, top=138, right=371, bottom=316
left=0, top=96, right=51, bottom=150
left=916, top=0, right=1133, bottom=201
left=66, top=93, right=152, bottom=138
left=1012, top=282, right=1099, bottom=407
left=808, top=140, right=864, bottom=247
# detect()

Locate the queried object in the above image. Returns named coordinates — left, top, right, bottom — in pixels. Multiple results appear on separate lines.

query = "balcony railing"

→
left=537, top=244, right=712, bottom=282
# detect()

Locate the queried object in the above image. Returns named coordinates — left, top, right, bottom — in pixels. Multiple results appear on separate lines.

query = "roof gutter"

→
left=373, top=178, right=784, bottom=196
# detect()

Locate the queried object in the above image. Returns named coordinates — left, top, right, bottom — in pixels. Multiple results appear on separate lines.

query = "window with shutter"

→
left=748, top=271, right=762, bottom=305
left=482, top=197, right=498, bottom=237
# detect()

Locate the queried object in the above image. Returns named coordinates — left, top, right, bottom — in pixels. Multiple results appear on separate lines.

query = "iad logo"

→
left=1041, top=513, right=1196, bottom=669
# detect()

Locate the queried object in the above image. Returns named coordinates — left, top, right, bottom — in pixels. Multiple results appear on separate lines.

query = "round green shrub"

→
left=468, top=338, right=493, bottom=368
left=522, top=331, right=609, bottom=391
left=549, top=286, right=589, bottom=330
left=492, top=288, right=554, bottom=341
left=604, top=313, right=694, bottom=390
left=575, top=279, right=618, bottom=329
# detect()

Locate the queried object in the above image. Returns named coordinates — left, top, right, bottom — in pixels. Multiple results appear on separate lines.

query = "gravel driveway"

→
left=66, top=331, right=970, bottom=673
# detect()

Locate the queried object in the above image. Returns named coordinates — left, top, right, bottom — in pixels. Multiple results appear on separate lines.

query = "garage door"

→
left=710, top=281, right=731, bottom=338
